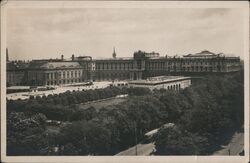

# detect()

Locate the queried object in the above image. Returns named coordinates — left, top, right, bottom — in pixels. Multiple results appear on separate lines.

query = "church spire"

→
left=112, top=47, right=116, bottom=58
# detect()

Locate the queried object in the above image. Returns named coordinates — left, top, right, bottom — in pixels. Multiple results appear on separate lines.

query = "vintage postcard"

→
left=1, top=1, right=249, bottom=163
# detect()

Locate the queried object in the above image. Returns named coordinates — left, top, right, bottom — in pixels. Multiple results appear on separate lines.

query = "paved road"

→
left=115, top=142, right=155, bottom=156
left=213, top=131, right=244, bottom=155
left=116, top=130, right=244, bottom=156
left=7, top=81, right=112, bottom=100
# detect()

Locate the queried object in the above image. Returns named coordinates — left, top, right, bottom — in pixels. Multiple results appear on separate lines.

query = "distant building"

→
left=128, top=76, right=191, bottom=91
left=6, top=49, right=241, bottom=86
left=93, top=50, right=241, bottom=82
left=27, top=61, right=85, bottom=86
left=181, top=50, right=240, bottom=72
left=94, top=50, right=161, bottom=81
left=7, top=61, right=29, bottom=86
left=25, top=55, right=92, bottom=86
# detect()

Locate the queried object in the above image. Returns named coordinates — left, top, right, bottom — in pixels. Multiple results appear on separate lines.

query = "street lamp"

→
left=134, top=121, right=138, bottom=156
left=228, top=144, right=231, bottom=156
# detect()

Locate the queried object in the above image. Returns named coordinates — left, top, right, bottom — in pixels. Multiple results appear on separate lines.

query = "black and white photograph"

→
left=1, top=1, right=249, bottom=163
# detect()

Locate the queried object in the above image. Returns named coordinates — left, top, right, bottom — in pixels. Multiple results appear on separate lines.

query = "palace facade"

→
left=7, top=50, right=241, bottom=86
left=93, top=50, right=241, bottom=82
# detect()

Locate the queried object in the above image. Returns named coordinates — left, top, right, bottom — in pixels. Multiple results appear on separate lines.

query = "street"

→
left=115, top=142, right=155, bottom=156
left=7, top=81, right=112, bottom=100
left=213, top=131, right=244, bottom=155
left=116, top=130, right=244, bottom=156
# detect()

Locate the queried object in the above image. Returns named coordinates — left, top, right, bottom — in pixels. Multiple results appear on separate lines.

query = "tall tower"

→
left=112, top=47, right=116, bottom=58
left=6, top=48, right=9, bottom=62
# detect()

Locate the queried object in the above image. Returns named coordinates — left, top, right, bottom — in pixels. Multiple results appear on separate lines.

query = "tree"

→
left=70, top=106, right=98, bottom=121
left=7, top=112, right=49, bottom=155
left=58, top=121, right=112, bottom=155
left=127, top=87, right=151, bottom=96
left=154, top=125, right=208, bottom=155
left=6, top=71, right=244, bottom=155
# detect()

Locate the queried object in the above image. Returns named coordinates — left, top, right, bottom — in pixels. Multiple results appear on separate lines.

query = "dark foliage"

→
left=154, top=71, right=244, bottom=155
left=7, top=112, right=49, bottom=155
left=7, top=71, right=244, bottom=155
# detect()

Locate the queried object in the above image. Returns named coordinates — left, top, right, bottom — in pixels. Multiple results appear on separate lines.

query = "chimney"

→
left=61, top=55, right=64, bottom=61
left=72, top=54, right=75, bottom=61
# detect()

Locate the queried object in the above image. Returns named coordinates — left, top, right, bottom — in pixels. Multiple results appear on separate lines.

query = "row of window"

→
left=147, top=66, right=174, bottom=70
left=46, top=70, right=82, bottom=79
left=182, top=66, right=224, bottom=72
left=98, top=73, right=130, bottom=80
left=183, top=62, right=213, bottom=65
left=7, top=73, right=24, bottom=83
left=166, top=84, right=181, bottom=90
left=147, top=64, right=228, bottom=71
left=131, top=83, right=182, bottom=90
left=96, top=63, right=134, bottom=70
left=147, top=61, right=227, bottom=68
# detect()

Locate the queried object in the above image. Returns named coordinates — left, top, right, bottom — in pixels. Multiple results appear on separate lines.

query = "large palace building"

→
left=7, top=49, right=241, bottom=86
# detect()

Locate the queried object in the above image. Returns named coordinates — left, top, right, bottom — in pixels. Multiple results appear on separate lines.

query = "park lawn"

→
left=46, top=125, right=60, bottom=134
left=77, top=97, right=127, bottom=111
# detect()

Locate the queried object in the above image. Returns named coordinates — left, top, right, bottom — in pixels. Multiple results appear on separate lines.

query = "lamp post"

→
left=134, top=121, right=138, bottom=156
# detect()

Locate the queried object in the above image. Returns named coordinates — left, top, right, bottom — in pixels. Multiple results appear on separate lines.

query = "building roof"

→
left=134, top=50, right=160, bottom=59
left=74, top=56, right=92, bottom=61
left=41, top=62, right=81, bottom=69
left=183, top=50, right=218, bottom=58
left=28, top=61, right=81, bottom=69
left=129, top=76, right=191, bottom=85
left=94, top=57, right=134, bottom=61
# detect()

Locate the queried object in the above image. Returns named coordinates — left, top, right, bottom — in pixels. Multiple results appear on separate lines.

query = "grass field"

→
left=46, top=125, right=60, bottom=134
left=77, top=97, right=127, bottom=110
left=45, top=97, right=127, bottom=133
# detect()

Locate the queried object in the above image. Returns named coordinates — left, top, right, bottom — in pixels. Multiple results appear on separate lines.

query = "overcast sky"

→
left=7, top=7, right=244, bottom=60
